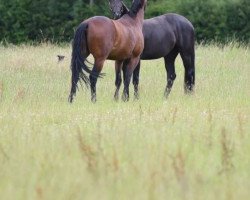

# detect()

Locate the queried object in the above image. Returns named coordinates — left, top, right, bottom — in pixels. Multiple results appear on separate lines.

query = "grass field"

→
left=0, top=43, right=249, bottom=200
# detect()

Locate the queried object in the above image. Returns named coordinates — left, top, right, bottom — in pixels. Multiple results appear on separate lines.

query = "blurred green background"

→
left=0, top=0, right=249, bottom=44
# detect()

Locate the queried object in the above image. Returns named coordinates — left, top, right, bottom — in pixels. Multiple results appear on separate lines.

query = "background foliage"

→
left=0, top=0, right=249, bottom=44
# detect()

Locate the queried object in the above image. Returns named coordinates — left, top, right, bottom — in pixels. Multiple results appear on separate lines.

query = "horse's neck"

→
left=135, top=8, right=145, bottom=26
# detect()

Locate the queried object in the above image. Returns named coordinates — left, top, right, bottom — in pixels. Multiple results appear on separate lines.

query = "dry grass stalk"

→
left=172, top=107, right=178, bottom=124
left=205, top=107, right=213, bottom=147
left=148, top=171, right=158, bottom=200
left=208, top=107, right=213, bottom=132
left=36, top=186, right=43, bottom=200
left=208, top=107, right=212, bottom=123
left=77, top=128, right=97, bottom=172
left=237, top=113, right=244, bottom=137
left=13, top=87, right=25, bottom=102
left=171, top=148, right=189, bottom=198
left=96, top=119, right=102, bottom=154
left=130, top=161, right=140, bottom=175
left=112, top=149, right=119, bottom=172
left=139, top=104, right=143, bottom=120
left=95, top=125, right=112, bottom=174
left=0, top=143, right=9, bottom=160
left=0, top=82, right=3, bottom=99
left=171, top=149, right=185, bottom=182
left=95, top=126, right=120, bottom=175
left=219, top=127, right=234, bottom=175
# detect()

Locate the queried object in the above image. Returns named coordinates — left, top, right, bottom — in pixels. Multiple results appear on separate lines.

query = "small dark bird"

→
left=57, top=55, right=65, bottom=62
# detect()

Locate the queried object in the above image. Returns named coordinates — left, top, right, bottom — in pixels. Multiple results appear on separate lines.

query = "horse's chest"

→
left=108, top=38, right=136, bottom=60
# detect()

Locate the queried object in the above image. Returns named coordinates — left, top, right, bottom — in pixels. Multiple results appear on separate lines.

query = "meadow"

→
left=0, top=43, right=249, bottom=200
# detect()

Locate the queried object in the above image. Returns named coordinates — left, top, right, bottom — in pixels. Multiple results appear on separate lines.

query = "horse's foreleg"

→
left=122, top=58, right=139, bottom=102
left=164, top=49, right=178, bottom=98
left=180, top=51, right=195, bottom=94
left=90, top=59, right=104, bottom=103
left=132, top=61, right=141, bottom=100
left=114, top=60, right=123, bottom=101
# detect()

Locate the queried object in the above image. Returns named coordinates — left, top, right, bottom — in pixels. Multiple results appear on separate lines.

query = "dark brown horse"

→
left=109, top=0, right=195, bottom=99
left=69, top=0, right=147, bottom=103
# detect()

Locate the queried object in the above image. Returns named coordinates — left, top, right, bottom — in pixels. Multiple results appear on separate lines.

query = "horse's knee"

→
left=171, top=73, right=176, bottom=80
left=168, top=73, right=176, bottom=83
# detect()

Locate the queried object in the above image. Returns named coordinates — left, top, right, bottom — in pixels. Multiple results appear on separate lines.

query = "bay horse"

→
left=109, top=0, right=195, bottom=99
left=68, top=0, right=147, bottom=103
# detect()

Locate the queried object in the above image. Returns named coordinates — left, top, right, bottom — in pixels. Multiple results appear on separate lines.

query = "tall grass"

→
left=0, top=43, right=249, bottom=200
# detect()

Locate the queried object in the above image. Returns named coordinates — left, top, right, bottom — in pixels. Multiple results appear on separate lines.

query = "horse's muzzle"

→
left=114, top=13, right=120, bottom=20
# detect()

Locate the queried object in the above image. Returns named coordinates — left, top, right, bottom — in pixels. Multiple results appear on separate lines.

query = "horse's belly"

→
left=107, top=41, right=135, bottom=60
left=141, top=53, right=163, bottom=60
left=141, top=50, right=169, bottom=60
left=140, top=40, right=174, bottom=60
left=107, top=49, right=132, bottom=60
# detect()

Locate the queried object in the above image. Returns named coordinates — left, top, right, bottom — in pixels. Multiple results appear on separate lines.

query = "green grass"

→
left=0, top=43, right=249, bottom=200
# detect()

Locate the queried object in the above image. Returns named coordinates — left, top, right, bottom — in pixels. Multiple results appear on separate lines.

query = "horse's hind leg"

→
left=180, top=48, right=195, bottom=94
left=122, top=57, right=140, bottom=102
left=132, top=61, right=141, bottom=100
left=114, top=60, right=123, bottom=101
left=164, top=48, right=179, bottom=98
left=89, top=58, right=105, bottom=103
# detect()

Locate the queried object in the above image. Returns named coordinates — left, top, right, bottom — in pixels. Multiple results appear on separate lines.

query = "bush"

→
left=176, top=0, right=250, bottom=43
left=0, top=0, right=249, bottom=44
left=226, top=0, right=250, bottom=42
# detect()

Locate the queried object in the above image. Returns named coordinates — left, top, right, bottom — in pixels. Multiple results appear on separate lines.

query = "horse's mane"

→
left=129, top=0, right=145, bottom=18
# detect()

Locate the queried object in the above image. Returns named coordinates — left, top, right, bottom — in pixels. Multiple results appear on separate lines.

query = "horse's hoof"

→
left=91, top=96, right=97, bottom=103
left=184, top=85, right=194, bottom=95
left=114, top=91, right=119, bottom=102
left=122, top=94, right=129, bottom=102
left=68, top=95, right=73, bottom=103
left=164, top=90, right=171, bottom=99
left=134, top=93, right=139, bottom=101
left=114, top=96, right=119, bottom=102
left=164, top=94, right=169, bottom=99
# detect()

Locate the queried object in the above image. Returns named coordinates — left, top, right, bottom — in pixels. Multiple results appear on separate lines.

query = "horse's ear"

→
left=122, top=1, right=129, bottom=13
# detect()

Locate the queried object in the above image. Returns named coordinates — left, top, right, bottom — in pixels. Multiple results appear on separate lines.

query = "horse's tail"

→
left=68, top=22, right=99, bottom=103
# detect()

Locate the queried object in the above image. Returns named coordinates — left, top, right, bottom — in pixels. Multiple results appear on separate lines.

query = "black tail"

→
left=68, top=23, right=100, bottom=103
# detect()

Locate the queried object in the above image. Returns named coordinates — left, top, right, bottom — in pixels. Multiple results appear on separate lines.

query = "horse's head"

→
left=109, top=0, right=125, bottom=19
left=130, top=0, right=147, bottom=18
left=109, top=0, right=147, bottom=19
